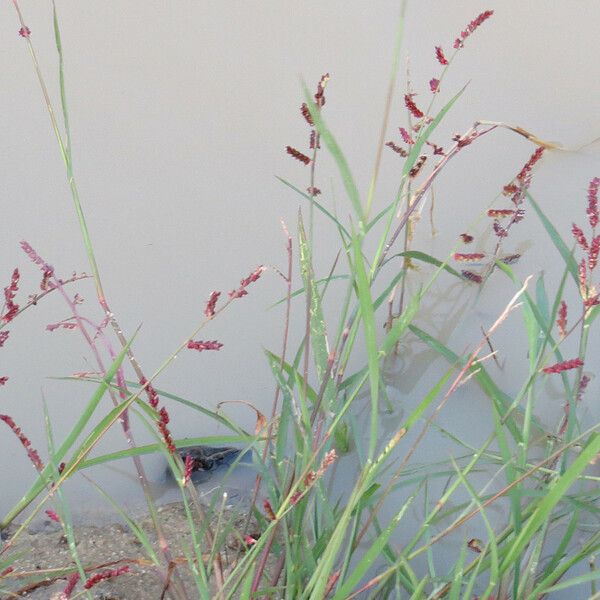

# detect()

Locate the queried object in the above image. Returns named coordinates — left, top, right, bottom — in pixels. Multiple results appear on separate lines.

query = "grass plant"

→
left=1, top=4, right=599, bottom=599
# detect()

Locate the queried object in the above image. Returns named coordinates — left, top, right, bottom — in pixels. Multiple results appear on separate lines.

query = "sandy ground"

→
left=1, top=500, right=266, bottom=599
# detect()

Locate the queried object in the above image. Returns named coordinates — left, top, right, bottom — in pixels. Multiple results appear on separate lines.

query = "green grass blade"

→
left=350, top=228, right=380, bottom=459
left=527, top=190, right=579, bottom=284
left=331, top=494, right=417, bottom=600
left=501, top=432, right=600, bottom=571
left=1, top=330, right=137, bottom=527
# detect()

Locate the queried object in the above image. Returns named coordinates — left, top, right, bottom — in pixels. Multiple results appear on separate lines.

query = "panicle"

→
left=435, top=46, right=449, bottom=65
left=404, top=94, right=424, bottom=119
left=83, top=566, right=130, bottom=590
left=204, top=291, right=221, bottom=318
left=187, top=340, right=223, bottom=351
left=453, top=10, right=494, bottom=49
left=229, top=265, right=265, bottom=299
left=2, top=268, right=20, bottom=324
left=0, top=414, right=44, bottom=472
left=571, top=223, right=589, bottom=251
left=542, top=358, right=583, bottom=374
left=461, top=270, right=483, bottom=284
left=286, top=146, right=311, bottom=165
left=557, top=300, right=567, bottom=338
left=587, top=177, right=599, bottom=229
left=454, top=252, right=485, bottom=262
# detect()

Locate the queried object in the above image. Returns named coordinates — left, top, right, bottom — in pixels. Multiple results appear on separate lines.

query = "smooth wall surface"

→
left=1, top=2, right=599, bottom=522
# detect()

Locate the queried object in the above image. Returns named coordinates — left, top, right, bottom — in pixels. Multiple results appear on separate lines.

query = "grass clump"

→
left=1, top=4, right=599, bottom=599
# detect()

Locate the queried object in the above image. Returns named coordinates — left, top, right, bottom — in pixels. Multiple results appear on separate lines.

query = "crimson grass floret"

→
left=488, top=209, right=514, bottom=218
left=18, top=26, right=30, bottom=38
left=435, top=46, right=448, bottom=65
left=187, top=340, right=223, bottom=351
left=542, top=358, right=584, bottom=374
left=229, top=265, right=265, bottom=299
left=429, top=78, right=440, bottom=93
left=83, top=566, right=130, bottom=590
left=404, top=94, right=424, bottom=119
left=454, top=252, right=485, bottom=262
left=462, top=270, right=483, bottom=284
left=399, top=127, right=414, bottom=145
left=516, top=146, right=544, bottom=183
left=588, top=235, right=600, bottom=271
left=587, top=177, right=599, bottom=228
left=386, top=141, right=408, bottom=156
left=300, top=102, right=313, bottom=126
left=204, top=290, right=221, bottom=318
left=2, top=268, right=20, bottom=324
left=572, top=223, right=589, bottom=250
left=286, top=146, right=311, bottom=165
left=0, top=414, right=44, bottom=472
left=61, top=572, right=80, bottom=598
left=453, top=10, right=494, bottom=49
left=557, top=300, right=568, bottom=338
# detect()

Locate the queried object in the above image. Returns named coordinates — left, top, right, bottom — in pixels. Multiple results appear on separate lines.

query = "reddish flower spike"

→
left=404, top=94, right=424, bottom=119
left=460, top=233, right=474, bottom=244
left=589, top=235, right=600, bottom=271
left=84, top=566, right=130, bottom=590
left=399, top=127, right=414, bottom=145
left=263, top=499, right=277, bottom=521
left=140, top=376, right=160, bottom=409
left=493, top=221, right=508, bottom=238
left=229, top=266, right=265, bottom=299
left=45, top=509, right=60, bottom=523
left=429, top=78, right=440, bottom=93
left=187, top=340, right=223, bottom=352
left=572, top=223, right=589, bottom=251
left=204, top=291, right=221, bottom=318
left=286, top=146, right=311, bottom=165
left=183, top=454, right=194, bottom=485
left=435, top=46, right=449, bottom=65
left=462, top=270, right=483, bottom=284
left=300, top=103, right=313, bottom=126
left=453, top=10, right=494, bottom=49
left=454, top=252, right=485, bottom=263
left=557, top=300, right=567, bottom=338
left=0, top=414, right=44, bottom=472
left=2, top=268, right=20, bottom=324
left=487, top=209, right=514, bottom=219
left=385, top=141, right=408, bottom=157
left=62, top=573, right=80, bottom=598
left=542, top=358, right=583, bottom=374
left=516, top=147, right=544, bottom=183
left=409, top=155, right=427, bottom=179
left=587, top=177, right=599, bottom=229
